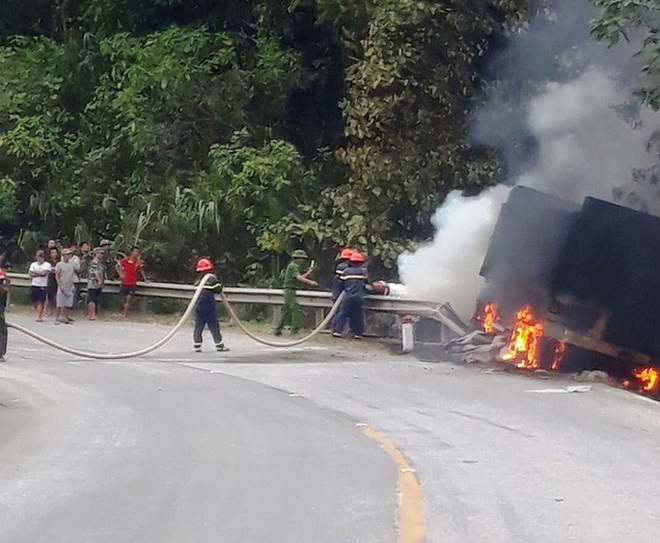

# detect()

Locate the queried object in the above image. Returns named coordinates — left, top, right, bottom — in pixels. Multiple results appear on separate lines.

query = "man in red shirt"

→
left=116, top=246, right=148, bottom=317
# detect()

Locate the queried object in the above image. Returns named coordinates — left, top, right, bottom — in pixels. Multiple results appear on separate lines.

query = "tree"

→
left=0, top=1, right=328, bottom=279
left=0, top=0, right=534, bottom=284
left=590, top=0, right=659, bottom=109
left=296, top=0, right=528, bottom=270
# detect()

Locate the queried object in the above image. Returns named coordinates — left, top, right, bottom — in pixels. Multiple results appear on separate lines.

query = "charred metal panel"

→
left=482, top=186, right=660, bottom=358
left=552, top=197, right=660, bottom=355
left=480, top=186, right=580, bottom=289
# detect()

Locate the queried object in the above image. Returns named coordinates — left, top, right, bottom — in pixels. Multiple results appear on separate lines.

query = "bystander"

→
left=28, top=250, right=51, bottom=322
left=86, top=247, right=105, bottom=320
left=55, top=248, right=76, bottom=324
left=116, top=246, right=148, bottom=317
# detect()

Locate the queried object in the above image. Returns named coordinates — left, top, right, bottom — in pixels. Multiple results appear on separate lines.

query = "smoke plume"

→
left=398, top=186, right=509, bottom=317
left=399, top=0, right=660, bottom=319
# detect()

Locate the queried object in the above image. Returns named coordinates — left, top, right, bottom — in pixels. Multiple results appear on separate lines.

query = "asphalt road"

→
left=1, top=313, right=659, bottom=543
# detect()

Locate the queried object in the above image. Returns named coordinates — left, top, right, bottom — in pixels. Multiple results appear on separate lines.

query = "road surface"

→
left=1, top=313, right=659, bottom=542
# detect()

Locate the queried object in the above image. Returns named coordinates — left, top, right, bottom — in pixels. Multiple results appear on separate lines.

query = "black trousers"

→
left=0, top=317, right=7, bottom=358
left=193, top=306, right=222, bottom=346
left=332, top=296, right=365, bottom=335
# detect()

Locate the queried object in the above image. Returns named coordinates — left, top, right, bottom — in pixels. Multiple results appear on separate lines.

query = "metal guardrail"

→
left=6, top=271, right=468, bottom=339
left=5, top=272, right=452, bottom=317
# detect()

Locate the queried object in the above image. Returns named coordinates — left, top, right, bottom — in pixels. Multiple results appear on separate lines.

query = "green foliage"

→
left=0, top=2, right=318, bottom=280
left=112, top=133, right=317, bottom=282
left=209, top=133, right=316, bottom=247
left=297, top=0, right=527, bottom=267
left=590, top=0, right=659, bottom=109
left=0, top=0, right=545, bottom=283
left=0, top=177, right=16, bottom=223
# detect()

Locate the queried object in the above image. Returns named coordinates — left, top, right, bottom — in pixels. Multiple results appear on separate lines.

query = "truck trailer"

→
left=478, top=185, right=660, bottom=375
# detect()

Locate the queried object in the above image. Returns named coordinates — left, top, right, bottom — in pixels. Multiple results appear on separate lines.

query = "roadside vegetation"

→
left=0, top=0, right=655, bottom=284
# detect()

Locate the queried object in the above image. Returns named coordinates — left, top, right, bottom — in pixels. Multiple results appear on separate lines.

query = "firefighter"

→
left=193, top=257, right=228, bottom=353
left=0, top=269, right=8, bottom=362
left=275, top=249, right=318, bottom=336
left=332, top=248, right=353, bottom=301
left=332, top=251, right=368, bottom=339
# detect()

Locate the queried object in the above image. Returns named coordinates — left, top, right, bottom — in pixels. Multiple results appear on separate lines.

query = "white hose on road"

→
left=219, top=291, right=345, bottom=348
left=6, top=275, right=345, bottom=358
left=6, top=274, right=213, bottom=360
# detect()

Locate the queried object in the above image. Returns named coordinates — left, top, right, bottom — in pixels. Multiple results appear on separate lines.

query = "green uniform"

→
left=276, top=261, right=302, bottom=334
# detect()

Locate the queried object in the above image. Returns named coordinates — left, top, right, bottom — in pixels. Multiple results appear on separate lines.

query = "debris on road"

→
left=575, top=370, right=611, bottom=383
left=527, top=385, right=592, bottom=394
left=443, top=331, right=506, bottom=364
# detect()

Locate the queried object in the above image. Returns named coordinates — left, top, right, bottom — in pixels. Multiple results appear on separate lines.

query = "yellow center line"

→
left=362, top=427, right=426, bottom=543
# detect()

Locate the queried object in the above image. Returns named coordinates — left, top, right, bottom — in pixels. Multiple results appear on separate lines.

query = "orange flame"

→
left=550, top=341, right=566, bottom=371
left=482, top=302, right=499, bottom=334
left=503, top=305, right=544, bottom=369
left=633, top=366, right=659, bottom=392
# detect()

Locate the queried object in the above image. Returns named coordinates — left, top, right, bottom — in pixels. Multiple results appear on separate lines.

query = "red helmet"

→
left=340, top=248, right=353, bottom=260
left=196, top=257, right=213, bottom=272
left=349, top=252, right=366, bottom=263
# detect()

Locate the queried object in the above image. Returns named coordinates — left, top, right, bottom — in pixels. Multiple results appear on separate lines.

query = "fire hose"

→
left=219, top=291, right=344, bottom=348
left=6, top=274, right=345, bottom=359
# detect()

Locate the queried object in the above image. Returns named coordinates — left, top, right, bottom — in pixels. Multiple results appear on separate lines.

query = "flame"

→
left=550, top=341, right=566, bottom=371
left=503, top=305, right=544, bottom=369
left=633, top=366, right=659, bottom=392
left=482, top=302, right=499, bottom=334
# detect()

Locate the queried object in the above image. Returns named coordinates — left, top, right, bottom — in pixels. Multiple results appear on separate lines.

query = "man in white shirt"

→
left=28, top=250, right=51, bottom=322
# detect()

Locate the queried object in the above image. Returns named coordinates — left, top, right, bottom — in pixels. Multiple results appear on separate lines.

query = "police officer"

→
left=332, top=251, right=368, bottom=339
left=275, top=249, right=317, bottom=336
left=193, top=257, right=228, bottom=353
left=0, top=269, right=8, bottom=361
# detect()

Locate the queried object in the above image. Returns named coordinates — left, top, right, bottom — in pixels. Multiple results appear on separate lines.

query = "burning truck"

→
left=474, top=186, right=660, bottom=397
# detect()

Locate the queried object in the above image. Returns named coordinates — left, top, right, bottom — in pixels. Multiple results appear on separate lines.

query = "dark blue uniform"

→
left=331, top=259, right=350, bottom=330
left=0, top=283, right=7, bottom=359
left=332, top=265, right=368, bottom=336
left=193, top=273, right=226, bottom=352
left=331, top=260, right=350, bottom=301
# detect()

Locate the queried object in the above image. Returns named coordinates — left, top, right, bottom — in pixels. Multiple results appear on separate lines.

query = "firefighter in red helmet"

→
left=332, top=248, right=353, bottom=301
left=332, top=251, right=368, bottom=339
left=330, top=248, right=353, bottom=329
left=193, top=257, right=228, bottom=353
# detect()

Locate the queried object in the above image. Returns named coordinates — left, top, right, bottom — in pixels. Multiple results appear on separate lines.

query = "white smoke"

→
left=398, top=2, right=660, bottom=320
left=398, top=186, right=509, bottom=318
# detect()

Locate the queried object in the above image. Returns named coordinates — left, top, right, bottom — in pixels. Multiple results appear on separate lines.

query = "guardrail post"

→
left=401, top=315, right=414, bottom=353
left=272, top=306, right=281, bottom=327
left=138, top=296, right=148, bottom=315
left=314, top=308, right=325, bottom=328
